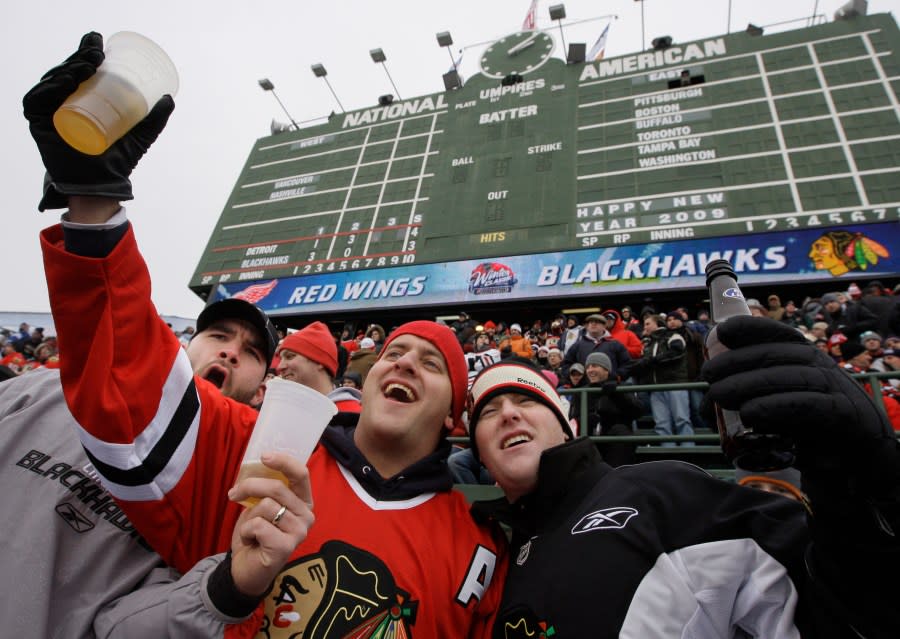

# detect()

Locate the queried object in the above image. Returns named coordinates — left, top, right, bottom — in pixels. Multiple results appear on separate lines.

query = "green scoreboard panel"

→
left=189, top=14, right=900, bottom=296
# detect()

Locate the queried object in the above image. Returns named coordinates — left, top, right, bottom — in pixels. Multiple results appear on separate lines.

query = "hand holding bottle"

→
left=704, top=259, right=794, bottom=470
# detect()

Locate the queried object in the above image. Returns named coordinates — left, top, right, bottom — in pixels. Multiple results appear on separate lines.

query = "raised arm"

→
left=27, top=33, right=254, bottom=573
left=702, top=316, right=900, bottom=636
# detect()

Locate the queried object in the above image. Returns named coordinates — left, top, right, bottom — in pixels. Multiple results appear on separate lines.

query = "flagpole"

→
left=727, top=0, right=733, bottom=33
left=641, top=0, right=646, bottom=50
left=556, top=22, right=567, bottom=55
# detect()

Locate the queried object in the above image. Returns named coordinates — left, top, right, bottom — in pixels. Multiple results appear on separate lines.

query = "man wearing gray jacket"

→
left=0, top=296, right=312, bottom=637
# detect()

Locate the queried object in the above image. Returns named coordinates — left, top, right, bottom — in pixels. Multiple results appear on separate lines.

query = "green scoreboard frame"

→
left=189, top=14, right=900, bottom=298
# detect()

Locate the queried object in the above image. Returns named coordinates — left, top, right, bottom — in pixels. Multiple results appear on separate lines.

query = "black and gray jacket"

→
left=472, top=438, right=890, bottom=638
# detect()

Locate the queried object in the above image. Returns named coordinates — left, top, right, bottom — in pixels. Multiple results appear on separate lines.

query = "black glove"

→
left=23, top=32, right=175, bottom=211
left=700, top=316, right=898, bottom=493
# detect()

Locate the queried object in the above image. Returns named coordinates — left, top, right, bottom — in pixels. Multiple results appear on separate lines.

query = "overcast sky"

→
left=5, top=0, right=897, bottom=319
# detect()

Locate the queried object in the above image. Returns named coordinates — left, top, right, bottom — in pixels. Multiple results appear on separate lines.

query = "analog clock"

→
left=480, top=30, right=555, bottom=80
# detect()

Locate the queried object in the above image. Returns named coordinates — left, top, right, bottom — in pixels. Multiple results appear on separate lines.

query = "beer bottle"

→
left=705, top=259, right=794, bottom=471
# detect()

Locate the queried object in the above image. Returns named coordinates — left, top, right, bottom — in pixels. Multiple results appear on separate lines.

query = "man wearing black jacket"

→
left=821, top=291, right=879, bottom=340
left=574, top=351, right=642, bottom=466
left=467, top=318, right=899, bottom=638
left=561, top=313, right=632, bottom=380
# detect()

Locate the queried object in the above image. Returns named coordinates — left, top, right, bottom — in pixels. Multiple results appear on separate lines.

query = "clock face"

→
left=480, top=31, right=555, bottom=80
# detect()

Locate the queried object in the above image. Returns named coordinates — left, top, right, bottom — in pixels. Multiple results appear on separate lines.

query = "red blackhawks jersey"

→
left=41, top=224, right=507, bottom=638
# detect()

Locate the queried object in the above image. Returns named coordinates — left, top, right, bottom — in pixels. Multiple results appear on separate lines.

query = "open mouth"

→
left=502, top=434, right=533, bottom=450
left=203, top=365, right=228, bottom=389
left=383, top=382, right=416, bottom=403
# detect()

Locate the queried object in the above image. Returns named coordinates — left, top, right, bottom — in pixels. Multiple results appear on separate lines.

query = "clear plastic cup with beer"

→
left=53, top=31, right=179, bottom=155
left=235, top=377, right=337, bottom=507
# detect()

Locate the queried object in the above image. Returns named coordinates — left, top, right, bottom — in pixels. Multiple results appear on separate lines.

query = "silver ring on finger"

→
left=271, top=504, right=287, bottom=527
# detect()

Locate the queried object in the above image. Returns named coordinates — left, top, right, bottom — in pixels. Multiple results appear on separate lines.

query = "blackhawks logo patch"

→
left=259, top=540, right=418, bottom=638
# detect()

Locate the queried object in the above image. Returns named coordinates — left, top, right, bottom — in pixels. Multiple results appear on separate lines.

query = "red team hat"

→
left=279, top=321, right=338, bottom=377
left=380, top=321, right=467, bottom=427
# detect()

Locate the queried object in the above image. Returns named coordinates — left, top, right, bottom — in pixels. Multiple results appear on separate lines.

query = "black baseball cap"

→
left=196, top=298, right=279, bottom=367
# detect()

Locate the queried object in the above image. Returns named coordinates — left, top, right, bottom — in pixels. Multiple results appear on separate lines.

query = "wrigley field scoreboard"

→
left=190, top=14, right=900, bottom=317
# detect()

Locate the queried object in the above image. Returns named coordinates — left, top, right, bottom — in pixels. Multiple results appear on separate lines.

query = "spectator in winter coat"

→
left=882, top=347, right=900, bottom=396
left=629, top=314, right=695, bottom=446
left=364, top=324, right=386, bottom=353
left=498, top=324, right=534, bottom=360
left=821, top=291, right=879, bottom=340
left=544, top=347, right=564, bottom=380
left=859, top=281, right=899, bottom=338
left=602, top=309, right=643, bottom=359
left=346, top=337, right=378, bottom=387
left=766, top=294, right=786, bottom=321
left=466, top=325, right=900, bottom=637
left=810, top=321, right=829, bottom=340
left=745, top=299, right=769, bottom=318
left=561, top=362, right=586, bottom=390
left=860, top=331, right=886, bottom=372
left=561, top=314, right=632, bottom=380
left=779, top=300, right=803, bottom=328
left=620, top=306, right=641, bottom=334
left=841, top=342, right=900, bottom=431
left=558, top=315, right=582, bottom=355
left=574, top=351, right=642, bottom=466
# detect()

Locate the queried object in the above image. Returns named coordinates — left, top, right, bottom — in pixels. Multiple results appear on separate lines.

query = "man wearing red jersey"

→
left=27, top=33, right=506, bottom=638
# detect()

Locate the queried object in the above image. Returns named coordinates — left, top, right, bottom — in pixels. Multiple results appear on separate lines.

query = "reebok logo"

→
left=571, top=507, right=638, bottom=534
left=56, top=503, right=95, bottom=533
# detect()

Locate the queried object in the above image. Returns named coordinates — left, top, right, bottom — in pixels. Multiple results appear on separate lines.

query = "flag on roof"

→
left=587, top=22, right=611, bottom=61
left=522, top=0, right=538, bottom=30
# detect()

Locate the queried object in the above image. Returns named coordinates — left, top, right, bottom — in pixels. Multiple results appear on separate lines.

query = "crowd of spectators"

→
left=6, top=280, right=900, bottom=439
left=0, top=323, right=59, bottom=378
left=338, top=281, right=900, bottom=437
left=300, top=279, right=900, bottom=485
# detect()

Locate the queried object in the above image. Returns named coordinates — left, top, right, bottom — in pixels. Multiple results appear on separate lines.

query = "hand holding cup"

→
left=228, top=452, right=315, bottom=597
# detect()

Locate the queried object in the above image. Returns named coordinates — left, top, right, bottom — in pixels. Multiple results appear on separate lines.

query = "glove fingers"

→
left=75, top=31, right=104, bottom=54
left=52, top=32, right=103, bottom=72
left=127, top=95, right=175, bottom=149
left=25, top=32, right=104, bottom=117
left=713, top=316, right=808, bottom=351
left=702, top=344, right=823, bottom=383
left=739, top=392, right=861, bottom=436
left=23, top=61, right=100, bottom=116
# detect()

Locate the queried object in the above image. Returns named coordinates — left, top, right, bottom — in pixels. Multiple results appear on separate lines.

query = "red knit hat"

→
left=380, top=321, right=467, bottom=426
left=278, top=321, right=338, bottom=377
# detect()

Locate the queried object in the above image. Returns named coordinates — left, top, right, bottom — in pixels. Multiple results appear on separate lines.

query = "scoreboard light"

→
left=566, top=43, right=586, bottom=64
left=651, top=35, right=673, bottom=50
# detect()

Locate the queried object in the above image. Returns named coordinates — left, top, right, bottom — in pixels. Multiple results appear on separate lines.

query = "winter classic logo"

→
left=468, top=262, right=518, bottom=295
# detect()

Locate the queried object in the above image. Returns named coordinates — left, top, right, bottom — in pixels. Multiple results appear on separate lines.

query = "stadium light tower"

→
left=310, top=63, right=346, bottom=113
left=436, top=31, right=463, bottom=90
left=549, top=5, right=567, bottom=55
left=257, top=78, right=299, bottom=130
left=370, top=48, right=402, bottom=100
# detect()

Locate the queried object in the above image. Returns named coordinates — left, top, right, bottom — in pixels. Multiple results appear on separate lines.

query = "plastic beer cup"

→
left=236, top=377, right=337, bottom=507
left=53, top=31, right=179, bottom=155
